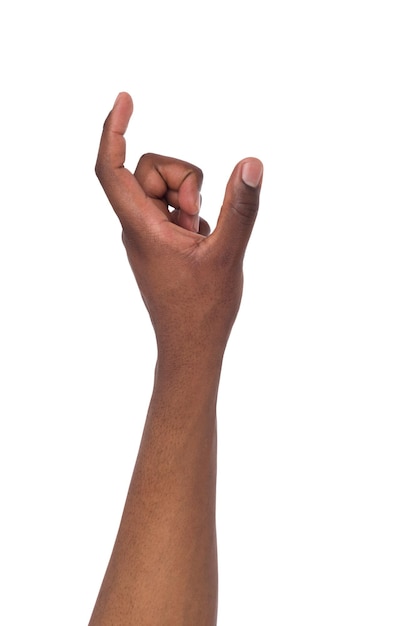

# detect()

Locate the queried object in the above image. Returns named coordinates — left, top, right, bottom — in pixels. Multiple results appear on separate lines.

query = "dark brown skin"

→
left=89, top=92, right=263, bottom=626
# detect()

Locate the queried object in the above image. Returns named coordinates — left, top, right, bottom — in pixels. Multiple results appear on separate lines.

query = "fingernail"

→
left=242, top=160, right=263, bottom=188
left=192, top=214, right=200, bottom=233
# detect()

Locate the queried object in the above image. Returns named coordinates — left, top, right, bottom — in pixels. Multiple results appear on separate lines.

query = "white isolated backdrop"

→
left=1, top=1, right=416, bottom=624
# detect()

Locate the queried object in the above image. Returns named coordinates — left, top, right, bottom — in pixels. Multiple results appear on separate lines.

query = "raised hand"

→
left=96, top=92, right=263, bottom=359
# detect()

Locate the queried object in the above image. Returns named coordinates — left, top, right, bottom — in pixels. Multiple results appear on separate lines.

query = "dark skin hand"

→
left=89, top=92, right=263, bottom=625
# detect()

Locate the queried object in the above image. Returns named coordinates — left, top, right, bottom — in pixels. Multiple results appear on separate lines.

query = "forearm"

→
left=89, top=350, right=222, bottom=626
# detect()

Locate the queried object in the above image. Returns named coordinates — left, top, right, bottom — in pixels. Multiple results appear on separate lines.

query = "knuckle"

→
left=95, top=158, right=104, bottom=180
left=191, top=164, right=203, bottom=183
left=135, top=153, right=158, bottom=175
left=138, top=152, right=158, bottom=164
left=182, top=164, right=203, bottom=192
left=229, top=198, right=258, bottom=226
left=95, top=157, right=111, bottom=182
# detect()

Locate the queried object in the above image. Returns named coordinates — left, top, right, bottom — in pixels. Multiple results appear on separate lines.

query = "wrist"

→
left=155, top=324, right=228, bottom=370
left=156, top=343, right=224, bottom=380
left=153, top=336, right=225, bottom=399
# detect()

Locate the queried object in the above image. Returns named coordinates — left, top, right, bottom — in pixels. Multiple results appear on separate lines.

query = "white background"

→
left=1, top=1, right=416, bottom=624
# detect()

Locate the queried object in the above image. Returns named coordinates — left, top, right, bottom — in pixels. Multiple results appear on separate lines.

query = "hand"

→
left=95, top=92, right=263, bottom=361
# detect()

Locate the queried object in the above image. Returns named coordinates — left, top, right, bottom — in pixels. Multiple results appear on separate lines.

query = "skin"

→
left=89, top=92, right=263, bottom=626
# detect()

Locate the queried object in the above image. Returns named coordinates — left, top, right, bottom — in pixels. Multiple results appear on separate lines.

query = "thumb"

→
left=212, top=158, right=263, bottom=261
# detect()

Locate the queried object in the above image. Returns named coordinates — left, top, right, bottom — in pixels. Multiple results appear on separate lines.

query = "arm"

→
left=89, top=92, right=263, bottom=626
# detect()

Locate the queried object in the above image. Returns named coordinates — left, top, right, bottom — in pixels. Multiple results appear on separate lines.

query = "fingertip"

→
left=241, top=158, right=263, bottom=188
left=192, top=214, right=200, bottom=233
left=112, top=91, right=133, bottom=112
left=105, top=92, right=134, bottom=135
left=178, top=211, right=200, bottom=233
